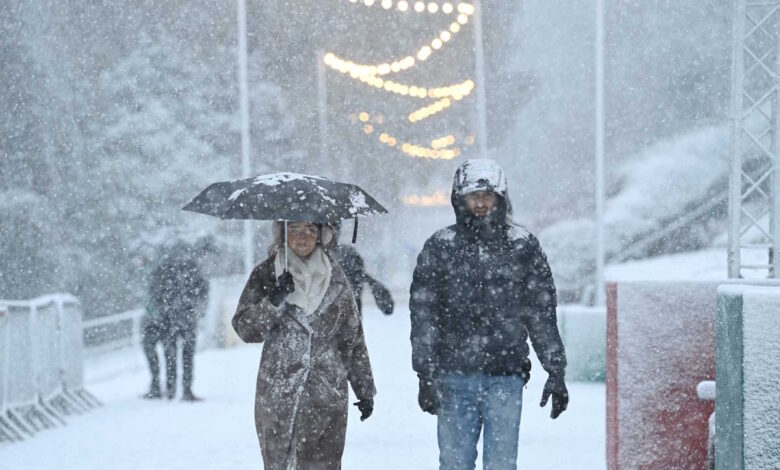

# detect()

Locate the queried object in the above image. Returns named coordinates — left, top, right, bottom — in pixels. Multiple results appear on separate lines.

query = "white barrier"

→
left=204, top=275, right=245, bottom=348
left=59, top=298, right=84, bottom=395
left=0, top=294, right=98, bottom=442
left=558, top=305, right=605, bottom=382
left=0, top=302, right=21, bottom=443
left=32, top=301, right=62, bottom=403
left=0, top=303, right=7, bottom=413
left=716, top=285, right=780, bottom=470
left=82, top=308, right=144, bottom=356
left=5, top=302, right=37, bottom=410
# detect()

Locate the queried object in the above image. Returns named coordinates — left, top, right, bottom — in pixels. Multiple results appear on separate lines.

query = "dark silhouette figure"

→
left=141, top=304, right=166, bottom=399
left=146, top=248, right=208, bottom=401
left=331, top=226, right=394, bottom=316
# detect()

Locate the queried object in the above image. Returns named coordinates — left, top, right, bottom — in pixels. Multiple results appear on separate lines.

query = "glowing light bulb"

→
left=432, top=38, right=443, bottom=49
left=359, top=112, right=370, bottom=122
left=457, top=13, right=468, bottom=24
left=382, top=0, right=393, bottom=9
left=397, top=0, right=409, bottom=11
left=442, top=2, right=453, bottom=13
left=440, top=31, right=451, bottom=42
left=363, top=124, right=373, bottom=134
left=457, top=2, right=475, bottom=15
left=414, top=1, right=425, bottom=12
left=428, top=2, right=438, bottom=13
left=364, top=0, right=375, bottom=6
left=450, top=22, right=461, bottom=33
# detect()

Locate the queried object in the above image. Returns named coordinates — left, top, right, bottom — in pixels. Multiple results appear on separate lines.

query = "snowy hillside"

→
left=540, top=125, right=730, bottom=300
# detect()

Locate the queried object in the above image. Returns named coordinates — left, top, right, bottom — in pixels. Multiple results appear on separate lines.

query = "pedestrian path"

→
left=2, top=305, right=605, bottom=469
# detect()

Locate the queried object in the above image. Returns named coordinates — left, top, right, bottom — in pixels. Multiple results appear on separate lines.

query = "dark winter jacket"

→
left=148, top=256, right=208, bottom=327
left=409, top=159, right=567, bottom=380
left=232, top=254, right=376, bottom=470
left=333, top=244, right=394, bottom=315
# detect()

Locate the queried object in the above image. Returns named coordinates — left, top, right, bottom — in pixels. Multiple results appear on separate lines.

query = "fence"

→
left=80, top=275, right=247, bottom=357
left=0, top=294, right=99, bottom=444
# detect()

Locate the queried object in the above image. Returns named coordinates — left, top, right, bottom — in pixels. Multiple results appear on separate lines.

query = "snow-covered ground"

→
left=606, top=247, right=768, bottom=282
left=3, top=304, right=605, bottom=469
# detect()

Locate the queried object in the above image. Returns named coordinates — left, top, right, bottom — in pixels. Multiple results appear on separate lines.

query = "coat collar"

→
left=285, top=263, right=346, bottom=333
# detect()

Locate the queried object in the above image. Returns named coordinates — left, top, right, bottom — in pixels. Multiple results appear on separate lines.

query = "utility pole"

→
left=473, top=0, right=488, bottom=159
left=594, top=0, right=606, bottom=305
left=237, top=0, right=254, bottom=275
left=317, top=50, right=329, bottom=166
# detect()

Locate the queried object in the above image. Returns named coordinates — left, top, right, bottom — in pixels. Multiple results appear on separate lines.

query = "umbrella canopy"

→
left=182, top=172, right=387, bottom=223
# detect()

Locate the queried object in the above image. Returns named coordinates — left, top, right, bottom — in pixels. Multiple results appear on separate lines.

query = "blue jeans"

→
left=437, top=374, right=524, bottom=470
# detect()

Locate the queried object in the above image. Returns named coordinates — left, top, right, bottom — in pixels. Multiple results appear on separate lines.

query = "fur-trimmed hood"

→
left=267, top=221, right=336, bottom=256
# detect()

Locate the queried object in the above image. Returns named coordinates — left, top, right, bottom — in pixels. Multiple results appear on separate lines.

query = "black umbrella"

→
left=183, top=172, right=387, bottom=222
left=183, top=172, right=388, bottom=263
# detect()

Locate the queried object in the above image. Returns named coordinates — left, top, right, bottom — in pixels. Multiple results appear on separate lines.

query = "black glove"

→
left=418, top=375, right=439, bottom=415
left=520, top=357, right=532, bottom=386
left=370, top=281, right=394, bottom=315
left=268, top=271, right=295, bottom=306
left=540, top=373, right=569, bottom=419
left=353, top=398, right=373, bottom=421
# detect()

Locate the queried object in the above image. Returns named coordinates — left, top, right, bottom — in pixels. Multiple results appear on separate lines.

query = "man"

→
left=409, top=159, right=568, bottom=470
left=147, top=244, right=209, bottom=401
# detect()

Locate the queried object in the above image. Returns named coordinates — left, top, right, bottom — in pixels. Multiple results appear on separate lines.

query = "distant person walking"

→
left=409, top=159, right=569, bottom=470
left=331, top=223, right=394, bottom=316
left=146, top=244, right=209, bottom=401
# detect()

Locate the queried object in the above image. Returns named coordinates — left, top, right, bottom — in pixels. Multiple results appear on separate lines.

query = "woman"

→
left=232, top=220, right=376, bottom=470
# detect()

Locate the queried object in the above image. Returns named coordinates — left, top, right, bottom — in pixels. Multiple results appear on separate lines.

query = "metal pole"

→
left=594, top=0, right=606, bottom=306
left=473, top=0, right=489, bottom=159
left=767, top=13, right=780, bottom=278
left=317, top=50, right=329, bottom=166
left=773, top=6, right=780, bottom=278
left=237, top=0, right=254, bottom=275
left=284, top=221, right=289, bottom=272
left=728, top=0, right=746, bottom=278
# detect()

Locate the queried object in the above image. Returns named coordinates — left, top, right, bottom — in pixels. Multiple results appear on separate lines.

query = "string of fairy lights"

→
left=347, top=0, right=461, bottom=15
left=323, top=5, right=473, bottom=78
left=401, top=189, right=450, bottom=207
left=352, top=111, right=475, bottom=160
left=326, top=1, right=480, bottom=205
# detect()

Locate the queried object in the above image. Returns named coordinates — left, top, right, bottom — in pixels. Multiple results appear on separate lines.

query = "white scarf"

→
left=274, top=246, right=332, bottom=316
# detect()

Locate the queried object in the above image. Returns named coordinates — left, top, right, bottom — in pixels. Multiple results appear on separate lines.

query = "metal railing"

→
left=0, top=295, right=100, bottom=444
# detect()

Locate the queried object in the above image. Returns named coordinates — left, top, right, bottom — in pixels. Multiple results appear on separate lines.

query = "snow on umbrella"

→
left=182, top=172, right=387, bottom=224
left=183, top=173, right=387, bottom=270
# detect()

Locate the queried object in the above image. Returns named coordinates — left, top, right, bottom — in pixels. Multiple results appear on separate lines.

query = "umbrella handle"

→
left=284, top=220, right=289, bottom=272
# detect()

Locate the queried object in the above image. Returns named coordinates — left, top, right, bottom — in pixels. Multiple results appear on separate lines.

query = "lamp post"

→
left=237, top=0, right=253, bottom=275
left=317, top=50, right=329, bottom=166
left=594, top=0, right=606, bottom=305
left=473, top=0, right=488, bottom=159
